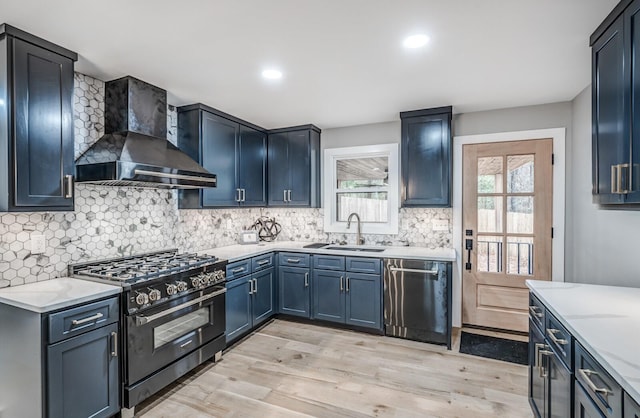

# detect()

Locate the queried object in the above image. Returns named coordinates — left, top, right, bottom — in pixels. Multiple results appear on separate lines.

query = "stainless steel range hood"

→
left=75, top=76, right=216, bottom=189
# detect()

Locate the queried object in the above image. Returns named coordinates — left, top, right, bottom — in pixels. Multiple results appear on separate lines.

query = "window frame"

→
left=324, top=143, right=399, bottom=234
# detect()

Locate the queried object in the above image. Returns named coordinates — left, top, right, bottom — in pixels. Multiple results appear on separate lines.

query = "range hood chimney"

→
left=75, top=76, right=217, bottom=189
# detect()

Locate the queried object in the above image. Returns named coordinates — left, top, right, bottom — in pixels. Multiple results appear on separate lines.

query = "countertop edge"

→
left=206, top=243, right=457, bottom=263
left=526, top=281, right=640, bottom=404
left=0, top=282, right=122, bottom=314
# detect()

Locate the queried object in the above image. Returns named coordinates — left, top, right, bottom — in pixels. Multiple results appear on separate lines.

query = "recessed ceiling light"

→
left=262, top=69, right=283, bottom=80
left=403, top=34, right=430, bottom=49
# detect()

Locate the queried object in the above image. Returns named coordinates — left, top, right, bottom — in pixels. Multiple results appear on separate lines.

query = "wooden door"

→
left=462, top=139, right=553, bottom=332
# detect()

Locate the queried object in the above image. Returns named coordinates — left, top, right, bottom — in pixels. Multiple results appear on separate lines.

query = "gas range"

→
left=70, top=249, right=229, bottom=410
left=70, top=249, right=228, bottom=314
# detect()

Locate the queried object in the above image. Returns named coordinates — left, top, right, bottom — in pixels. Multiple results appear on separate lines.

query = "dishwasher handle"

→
left=388, top=266, right=439, bottom=275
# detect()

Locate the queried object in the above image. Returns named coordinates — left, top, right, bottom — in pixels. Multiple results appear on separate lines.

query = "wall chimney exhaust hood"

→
left=75, top=76, right=217, bottom=189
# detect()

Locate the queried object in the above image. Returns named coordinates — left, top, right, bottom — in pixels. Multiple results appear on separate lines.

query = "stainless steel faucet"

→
left=346, top=212, right=365, bottom=245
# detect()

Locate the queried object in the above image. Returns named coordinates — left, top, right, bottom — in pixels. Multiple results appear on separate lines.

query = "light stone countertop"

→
left=0, top=277, right=122, bottom=314
left=527, top=280, right=640, bottom=404
left=201, top=241, right=456, bottom=263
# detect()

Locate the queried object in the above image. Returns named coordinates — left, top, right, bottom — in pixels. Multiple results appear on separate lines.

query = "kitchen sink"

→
left=323, top=246, right=386, bottom=252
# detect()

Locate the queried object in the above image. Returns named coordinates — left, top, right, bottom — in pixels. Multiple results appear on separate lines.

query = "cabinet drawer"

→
left=575, top=342, right=623, bottom=417
left=279, top=252, right=310, bottom=267
left=313, top=255, right=345, bottom=271
left=625, top=393, right=640, bottom=418
left=226, top=259, right=252, bottom=280
left=544, top=312, right=572, bottom=369
left=48, top=297, right=119, bottom=344
left=528, top=293, right=545, bottom=332
left=346, top=257, right=381, bottom=274
left=252, top=253, right=274, bottom=272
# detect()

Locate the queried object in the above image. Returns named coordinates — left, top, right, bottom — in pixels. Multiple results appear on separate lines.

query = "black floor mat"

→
left=459, top=331, right=528, bottom=365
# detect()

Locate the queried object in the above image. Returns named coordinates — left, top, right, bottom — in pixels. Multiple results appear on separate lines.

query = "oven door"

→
left=125, top=285, right=226, bottom=384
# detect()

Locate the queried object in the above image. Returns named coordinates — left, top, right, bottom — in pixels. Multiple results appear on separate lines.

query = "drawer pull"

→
left=257, top=259, right=270, bottom=266
left=547, top=328, right=568, bottom=345
left=71, top=312, right=104, bottom=326
left=529, top=306, right=543, bottom=318
left=578, top=368, right=611, bottom=396
left=232, top=267, right=246, bottom=273
left=287, top=258, right=301, bottom=264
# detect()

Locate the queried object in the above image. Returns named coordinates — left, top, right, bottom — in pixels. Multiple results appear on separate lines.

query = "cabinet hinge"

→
left=551, top=227, right=554, bottom=238
left=551, top=153, right=555, bottom=165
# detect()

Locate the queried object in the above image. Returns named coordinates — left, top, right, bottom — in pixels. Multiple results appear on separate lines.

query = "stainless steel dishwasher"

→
left=383, top=258, right=452, bottom=348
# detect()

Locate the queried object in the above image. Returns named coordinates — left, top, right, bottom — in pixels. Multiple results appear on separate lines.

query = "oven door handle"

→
left=135, top=288, right=226, bottom=326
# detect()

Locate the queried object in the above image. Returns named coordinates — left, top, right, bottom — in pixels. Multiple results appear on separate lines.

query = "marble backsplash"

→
left=0, top=73, right=452, bottom=288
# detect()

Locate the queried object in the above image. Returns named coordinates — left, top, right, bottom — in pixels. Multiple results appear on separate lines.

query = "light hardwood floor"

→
left=136, top=320, right=531, bottom=418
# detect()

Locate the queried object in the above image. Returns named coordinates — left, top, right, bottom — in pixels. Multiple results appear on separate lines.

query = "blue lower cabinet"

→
left=252, top=267, right=275, bottom=326
left=312, top=268, right=381, bottom=330
left=47, top=322, right=119, bottom=418
left=278, top=266, right=311, bottom=318
left=345, top=272, right=381, bottom=329
left=226, top=277, right=252, bottom=343
left=312, top=270, right=345, bottom=323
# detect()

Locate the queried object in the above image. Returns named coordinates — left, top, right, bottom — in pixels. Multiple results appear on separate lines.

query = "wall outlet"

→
left=31, top=234, right=46, bottom=254
left=432, top=219, right=449, bottom=231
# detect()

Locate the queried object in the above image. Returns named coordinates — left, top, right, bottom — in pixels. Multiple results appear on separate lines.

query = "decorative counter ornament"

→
left=249, top=216, right=282, bottom=242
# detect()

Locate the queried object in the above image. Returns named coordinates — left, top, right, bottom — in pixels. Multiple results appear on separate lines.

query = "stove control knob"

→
left=135, top=292, right=149, bottom=306
left=148, top=289, right=161, bottom=302
left=191, top=277, right=203, bottom=288
left=166, top=283, right=177, bottom=296
left=214, top=270, right=225, bottom=281
left=176, top=281, right=188, bottom=292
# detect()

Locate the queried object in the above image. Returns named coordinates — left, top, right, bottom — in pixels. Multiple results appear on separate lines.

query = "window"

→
left=324, top=144, right=399, bottom=234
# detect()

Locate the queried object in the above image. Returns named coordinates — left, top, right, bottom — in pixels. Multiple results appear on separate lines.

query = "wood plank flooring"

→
left=136, top=320, right=531, bottom=418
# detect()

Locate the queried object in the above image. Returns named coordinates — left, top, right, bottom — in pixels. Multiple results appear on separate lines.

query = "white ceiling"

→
left=4, top=0, right=618, bottom=129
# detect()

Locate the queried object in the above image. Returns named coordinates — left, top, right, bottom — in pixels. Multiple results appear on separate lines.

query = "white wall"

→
left=567, top=86, right=640, bottom=286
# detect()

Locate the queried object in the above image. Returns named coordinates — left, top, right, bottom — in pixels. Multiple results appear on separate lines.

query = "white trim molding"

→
left=324, top=143, right=399, bottom=235
left=451, top=128, right=566, bottom=327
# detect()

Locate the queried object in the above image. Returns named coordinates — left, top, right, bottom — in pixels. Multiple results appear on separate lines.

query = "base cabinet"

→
left=47, top=322, right=119, bottom=418
left=278, top=266, right=311, bottom=318
left=312, top=256, right=382, bottom=330
left=225, top=256, right=275, bottom=344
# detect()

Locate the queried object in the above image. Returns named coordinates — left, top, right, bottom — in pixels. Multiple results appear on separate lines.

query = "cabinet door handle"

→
left=288, top=190, right=292, bottom=202
left=111, top=332, right=118, bottom=357
left=236, top=188, right=241, bottom=202
left=578, top=369, right=611, bottom=396
left=248, top=278, right=254, bottom=295
left=346, top=277, right=350, bottom=292
left=64, top=174, right=74, bottom=199
left=547, top=328, right=568, bottom=346
left=538, top=345, right=553, bottom=378
left=529, top=306, right=543, bottom=318
left=241, top=189, right=246, bottom=202
left=340, top=276, right=344, bottom=291
left=304, top=272, right=309, bottom=287
left=71, top=312, right=104, bottom=326
left=253, top=279, right=258, bottom=294
left=283, top=189, right=288, bottom=202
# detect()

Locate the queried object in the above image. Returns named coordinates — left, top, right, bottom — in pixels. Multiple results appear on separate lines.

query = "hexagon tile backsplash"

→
left=0, top=72, right=452, bottom=288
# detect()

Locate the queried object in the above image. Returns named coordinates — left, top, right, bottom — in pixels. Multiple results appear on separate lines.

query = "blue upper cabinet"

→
left=591, top=0, right=640, bottom=205
left=0, top=25, right=77, bottom=212
left=177, top=104, right=267, bottom=208
left=400, top=106, right=452, bottom=207
left=267, top=125, right=321, bottom=207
